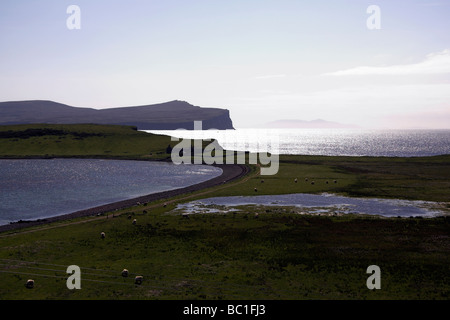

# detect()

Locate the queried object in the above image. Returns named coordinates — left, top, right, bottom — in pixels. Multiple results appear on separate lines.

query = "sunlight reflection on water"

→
left=146, top=129, right=450, bottom=157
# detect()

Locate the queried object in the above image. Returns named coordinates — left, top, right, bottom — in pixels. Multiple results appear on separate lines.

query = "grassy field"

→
left=210, top=154, right=450, bottom=203
left=0, top=206, right=449, bottom=300
left=0, top=124, right=449, bottom=300
left=0, top=123, right=174, bottom=159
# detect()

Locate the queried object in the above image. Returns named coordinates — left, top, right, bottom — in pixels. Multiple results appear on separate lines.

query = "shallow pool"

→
left=173, top=193, right=449, bottom=218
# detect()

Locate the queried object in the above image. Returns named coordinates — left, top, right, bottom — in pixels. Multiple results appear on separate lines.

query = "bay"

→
left=0, top=159, right=222, bottom=226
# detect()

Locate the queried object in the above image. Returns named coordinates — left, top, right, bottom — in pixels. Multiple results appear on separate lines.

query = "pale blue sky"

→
left=1, top=0, right=450, bottom=128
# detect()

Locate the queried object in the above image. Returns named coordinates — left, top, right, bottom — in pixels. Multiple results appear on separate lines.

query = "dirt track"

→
left=0, top=163, right=251, bottom=234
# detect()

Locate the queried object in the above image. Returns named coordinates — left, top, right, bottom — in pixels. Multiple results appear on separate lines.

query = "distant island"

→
left=0, top=100, right=234, bottom=130
left=264, top=119, right=359, bottom=129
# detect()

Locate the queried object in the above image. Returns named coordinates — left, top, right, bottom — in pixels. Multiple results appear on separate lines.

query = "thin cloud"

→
left=253, top=74, right=287, bottom=80
left=417, top=2, right=449, bottom=7
left=323, top=49, right=450, bottom=76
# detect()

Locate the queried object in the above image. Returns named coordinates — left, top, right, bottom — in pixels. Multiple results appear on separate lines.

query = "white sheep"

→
left=132, top=219, right=137, bottom=225
left=135, top=275, right=143, bottom=285
left=121, top=269, right=129, bottom=277
left=25, top=279, right=34, bottom=289
left=100, top=232, right=105, bottom=239
left=294, top=178, right=298, bottom=183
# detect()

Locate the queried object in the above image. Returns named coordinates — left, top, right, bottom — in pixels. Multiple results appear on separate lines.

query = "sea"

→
left=145, top=128, right=450, bottom=157
left=0, top=159, right=222, bottom=226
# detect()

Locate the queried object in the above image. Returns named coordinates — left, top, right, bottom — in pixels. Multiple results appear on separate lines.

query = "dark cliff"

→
left=0, top=100, right=234, bottom=130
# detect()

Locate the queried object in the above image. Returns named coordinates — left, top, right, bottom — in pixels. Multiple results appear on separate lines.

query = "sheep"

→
left=100, top=232, right=105, bottom=239
left=311, top=181, right=315, bottom=185
left=261, top=179, right=264, bottom=183
left=121, top=269, right=129, bottom=277
left=132, top=219, right=137, bottom=225
left=334, top=180, right=337, bottom=184
left=25, top=279, right=34, bottom=289
left=135, top=276, right=144, bottom=285
left=294, top=178, right=298, bottom=183
left=163, top=203, right=167, bottom=208
left=305, top=178, right=308, bottom=182
left=254, top=187, right=258, bottom=192
left=326, top=181, right=329, bottom=184
left=255, top=213, right=259, bottom=218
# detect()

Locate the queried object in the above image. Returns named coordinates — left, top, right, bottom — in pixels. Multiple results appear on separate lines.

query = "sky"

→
left=1, top=0, right=450, bottom=129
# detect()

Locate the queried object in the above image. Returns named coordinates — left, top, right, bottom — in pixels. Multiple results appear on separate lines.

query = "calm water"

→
left=174, top=193, right=448, bottom=218
left=146, top=129, right=450, bottom=157
left=0, top=159, right=222, bottom=226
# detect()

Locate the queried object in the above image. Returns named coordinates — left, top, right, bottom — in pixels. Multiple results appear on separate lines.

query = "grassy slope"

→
left=0, top=124, right=173, bottom=159
left=0, top=207, right=448, bottom=300
left=0, top=124, right=449, bottom=300
left=280, top=155, right=450, bottom=202
left=213, top=154, right=450, bottom=203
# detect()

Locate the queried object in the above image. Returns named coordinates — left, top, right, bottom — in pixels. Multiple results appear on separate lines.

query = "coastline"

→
left=0, top=163, right=250, bottom=233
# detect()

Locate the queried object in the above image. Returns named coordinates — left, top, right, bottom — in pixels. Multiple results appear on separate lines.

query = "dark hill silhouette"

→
left=0, top=100, right=234, bottom=130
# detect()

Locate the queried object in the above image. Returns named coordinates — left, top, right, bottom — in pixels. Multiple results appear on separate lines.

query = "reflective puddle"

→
left=172, top=193, right=449, bottom=218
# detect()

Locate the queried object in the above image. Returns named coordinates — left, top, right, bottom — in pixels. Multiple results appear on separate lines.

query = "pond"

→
left=172, top=193, right=449, bottom=218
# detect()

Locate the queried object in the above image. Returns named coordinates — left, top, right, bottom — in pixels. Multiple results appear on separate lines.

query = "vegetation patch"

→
left=0, top=128, right=106, bottom=140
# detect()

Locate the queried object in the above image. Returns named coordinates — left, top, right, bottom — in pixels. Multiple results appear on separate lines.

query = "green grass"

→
left=208, top=154, right=450, bottom=203
left=1, top=208, right=449, bottom=300
left=211, top=162, right=356, bottom=197
left=287, top=154, right=450, bottom=202
left=0, top=123, right=174, bottom=159
left=0, top=124, right=449, bottom=300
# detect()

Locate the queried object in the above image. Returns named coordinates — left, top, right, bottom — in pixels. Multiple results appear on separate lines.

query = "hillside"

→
left=0, top=100, right=234, bottom=130
left=0, top=124, right=174, bottom=159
